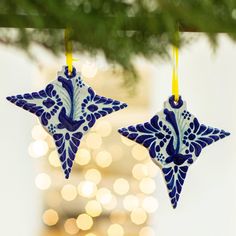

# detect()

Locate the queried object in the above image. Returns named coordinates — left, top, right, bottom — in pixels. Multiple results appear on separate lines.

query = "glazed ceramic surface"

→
left=7, top=66, right=127, bottom=178
left=118, top=96, right=230, bottom=208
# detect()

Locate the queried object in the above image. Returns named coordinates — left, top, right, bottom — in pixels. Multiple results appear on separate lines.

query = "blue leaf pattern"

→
left=118, top=95, right=230, bottom=208
left=6, top=66, right=127, bottom=178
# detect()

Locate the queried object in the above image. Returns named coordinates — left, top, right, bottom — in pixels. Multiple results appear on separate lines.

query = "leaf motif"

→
left=118, top=96, right=230, bottom=208
left=118, top=114, right=174, bottom=167
left=193, top=125, right=229, bottom=159
left=6, top=67, right=128, bottom=179
left=53, top=131, right=83, bottom=178
left=162, top=166, right=189, bottom=208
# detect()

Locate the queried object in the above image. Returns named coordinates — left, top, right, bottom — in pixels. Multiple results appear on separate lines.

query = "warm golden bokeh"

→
left=130, top=208, right=147, bottom=225
left=78, top=181, right=97, bottom=198
left=85, top=200, right=102, bottom=217
left=85, top=169, right=102, bottom=184
left=35, top=173, right=51, bottom=190
left=42, top=209, right=59, bottom=226
left=113, top=178, right=130, bottom=195
left=107, top=224, right=124, bottom=236
left=95, top=150, right=112, bottom=168
left=76, top=214, right=93, bottom=230
left=64, top=218, right=79, bottom=235
left=28, top=66, right=156, bottom=236
left=61, top=184, right=77, bottom=201
left=75, top=148, right=91, bottom=166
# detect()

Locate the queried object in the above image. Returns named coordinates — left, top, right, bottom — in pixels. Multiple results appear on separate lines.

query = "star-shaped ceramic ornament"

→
left=7, top=66, right=127, bottom=178
left=118, top=95, right=230, bottom=208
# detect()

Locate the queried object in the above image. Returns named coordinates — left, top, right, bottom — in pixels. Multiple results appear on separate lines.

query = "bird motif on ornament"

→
left=7, top=66, right=127, bottom=178
left=118, top=96, right=230, bottom=208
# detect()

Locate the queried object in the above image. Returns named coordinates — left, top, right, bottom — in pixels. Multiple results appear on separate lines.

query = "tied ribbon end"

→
left=172, top=46, right=179, bottom=103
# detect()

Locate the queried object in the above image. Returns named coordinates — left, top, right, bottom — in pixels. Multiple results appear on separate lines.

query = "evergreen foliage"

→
left=0, top=0, right=236, bottom=83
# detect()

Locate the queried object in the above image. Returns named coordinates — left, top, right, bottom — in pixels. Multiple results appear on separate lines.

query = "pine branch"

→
left=0, top=0, right=236, bottom=85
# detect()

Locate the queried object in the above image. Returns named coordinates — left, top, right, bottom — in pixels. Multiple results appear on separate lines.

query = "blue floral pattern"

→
left=7, top=66, right=127, bottom=179
left=118, top=95, right=230, bottom=208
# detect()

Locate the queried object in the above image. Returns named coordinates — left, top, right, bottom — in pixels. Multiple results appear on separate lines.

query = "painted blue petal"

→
left=128, top=133, right=138, bottom=140
left=60, top=151, right=66, bottom=162
left=136, top=124, right=149, bottom=133
left=167, top=175, right=175, bottom=189
left=166, top=136, right=175, bottom=156
left=149, top=142, right=156, bottom=158
left=162, top=166, right=188, bottom=208
left=70, top=141, right=77, bottom=153
left=45, top=84, right=54, bottom=97
left=164, top=168, right=174, bottom=182
left=136, top=135, right=153, bottom=144
left=197, top=124, right=207, bottom=135
left=150, top=115, right=160, bottom=130
left=143, top=137, right=156, bottom=148
left=72, top=137, right=80, bottom=146
left=128, top=126, right=137, bottom=132
left=144, top=122, right=158, bottom=132
left=192, top=142, right=203, bottom=157
left=67, top=158, right=73, bottom=167
left=193, top=118, right=200, bottom=132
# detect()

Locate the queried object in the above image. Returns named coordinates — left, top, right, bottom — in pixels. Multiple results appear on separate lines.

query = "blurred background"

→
left=0, top=33, right=235, bottom=236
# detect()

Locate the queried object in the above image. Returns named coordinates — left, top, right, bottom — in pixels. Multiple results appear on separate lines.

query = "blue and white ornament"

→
left=118, top=95, right=230, bottom=208
left=7, top=66, right=127, bottom=178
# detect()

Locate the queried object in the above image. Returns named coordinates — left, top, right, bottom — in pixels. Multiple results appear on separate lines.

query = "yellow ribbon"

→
left=172, top=45, right=179, bottom=102
left=64, top=28, right=73, bottom=74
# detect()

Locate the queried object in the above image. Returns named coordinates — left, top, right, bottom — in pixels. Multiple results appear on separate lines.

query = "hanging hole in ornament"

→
left=169, top=95, right=183, bottom=109
left=174, top=96, right=179, bottom=104
left=65, top=66, right=76, bottom=78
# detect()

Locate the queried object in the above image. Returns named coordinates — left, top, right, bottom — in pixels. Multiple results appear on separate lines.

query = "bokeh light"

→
left=85, top=200, right=102, bottom=217
left=102, top=195, right=117, bottom=210
left=28, top=140, right=49, bottom=158
left=139, top=177, right=156, bottom=194
left=35, top=173, right=51, bottom=190
left=94, top=120, right=112, bottom=137
left=132, top=164, right=148, bottom=180
left=61, top=184, right=77, bottom=201
left=131, top=144, right=149, bottom=161
left=113, top=178, right=129, bottom=195
left=42, top=209, right=59, bottom=226
left=81, top=62, right=97, bottom=78
left=107, top=224, right=124, bottom=236
left=48, top=150, right=61, bottom=167
left=96, top=187, right=112, bottom=205
left=64, top=218, right=79, bottom=235
left=145, top=161, right=159, bottom=177
left=46, top=135, right=55, bottom=149
left=31, top=124, right=48, bottom=140
left=95, top=151, right=112, bottom=168
left=85, top=168, right=102, bottom=184
left=123, top=195, right=139, bottom=211
left=130, top=208, right=147, bottom=225
left=86, top=133, right=102, bottom=149
left=75, top=148, right=91, bottom=166
left=78, top=181, right=97, bottom=198
left=139, top=226, right=155, bottom=236
left=76, top=213, right=93, bottom=230
left=142, top=196, right=159, bottom=213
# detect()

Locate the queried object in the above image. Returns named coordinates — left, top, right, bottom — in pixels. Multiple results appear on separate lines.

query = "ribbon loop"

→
left=64, top=28, right=73, bottom=74
left=172, top=46, right=179, bottom=102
